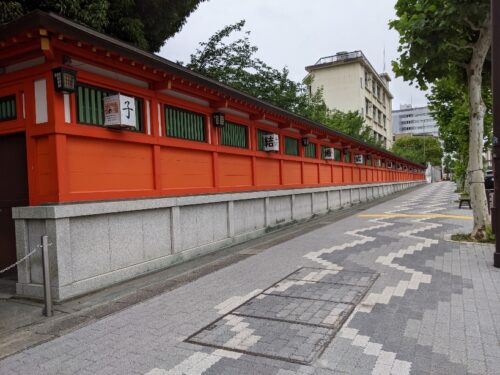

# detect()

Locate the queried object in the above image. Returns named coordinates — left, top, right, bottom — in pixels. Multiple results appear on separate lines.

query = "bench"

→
left=459, top=195, right=471, bottom=209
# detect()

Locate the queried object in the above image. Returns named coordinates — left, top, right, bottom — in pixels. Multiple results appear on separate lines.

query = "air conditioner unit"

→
left=323, top=147, right=335, bottom=160
left=354, top=155, right=364, bottom=164
left=263, top=133, right=279, bottom=152
left=104, top=94, right=137, bottom=130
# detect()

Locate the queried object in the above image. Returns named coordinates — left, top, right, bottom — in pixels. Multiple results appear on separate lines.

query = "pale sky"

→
left=159, top=0, right=428, bottom=110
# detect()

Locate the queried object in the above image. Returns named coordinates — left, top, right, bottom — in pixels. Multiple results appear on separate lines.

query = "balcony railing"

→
left=313, top=51, right=364, bottom=66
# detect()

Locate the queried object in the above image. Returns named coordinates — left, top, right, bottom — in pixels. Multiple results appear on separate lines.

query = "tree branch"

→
left=447, top=42, right=474, bottom=50
left=463, top=16, right=481, bottom=31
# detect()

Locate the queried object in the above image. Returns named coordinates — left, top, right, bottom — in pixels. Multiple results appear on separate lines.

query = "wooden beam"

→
left=250, top=113, right=266, bottom=121
left=211, top=99, right=229, bottom=109
left=278, top=122, right=294, bottom=129
left=152, top=79, right=173, bottom=91
left=39, top=29, right=54, bottom=61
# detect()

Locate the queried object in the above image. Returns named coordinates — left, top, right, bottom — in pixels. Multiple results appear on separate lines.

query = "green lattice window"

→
left=221, top=121, right=247, bottom=148
left=257, top=129, right=270, bottom=151
left=284, top=137, right=298, bottom=156
left=344, top=150, right=350, bottom=162
left=334, top=148, right=341, bottom=161
left=76, top=84, right=143, bottom=131
left=165, top=106, right=205, bottom=142
left=304, top=142, right=316, bottom=158
left=0, top=95, right=16, bottom=122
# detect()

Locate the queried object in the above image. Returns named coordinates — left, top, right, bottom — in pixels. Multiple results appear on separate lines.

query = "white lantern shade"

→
left=104, top=94, right=137, bottom=129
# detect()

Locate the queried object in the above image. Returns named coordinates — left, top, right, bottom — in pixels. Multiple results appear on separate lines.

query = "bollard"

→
left=41, top=235, right=53, bottom=317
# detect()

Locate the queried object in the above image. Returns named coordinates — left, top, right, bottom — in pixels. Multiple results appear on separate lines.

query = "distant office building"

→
left=305, top=51, right=393, bottom=148
left=393, top=104, right=439, bottom=138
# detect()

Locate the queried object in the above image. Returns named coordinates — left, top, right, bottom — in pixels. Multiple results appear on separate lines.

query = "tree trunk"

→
left=467, top=14, right=492, bottom=239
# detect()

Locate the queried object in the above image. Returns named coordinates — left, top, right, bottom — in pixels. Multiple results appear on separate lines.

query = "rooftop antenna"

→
left=383, top=46, right=386, bottom=72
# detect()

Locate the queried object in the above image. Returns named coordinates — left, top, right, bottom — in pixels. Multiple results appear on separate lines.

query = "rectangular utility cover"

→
left=233, top=294, right=352, bottom=329
left=104, top=94, right=136, bottom=128
left=188, top=314, right=333, bottom=364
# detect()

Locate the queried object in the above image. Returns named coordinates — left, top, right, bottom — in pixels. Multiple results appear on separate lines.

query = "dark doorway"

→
left=0, top=132, right=29, bottom=275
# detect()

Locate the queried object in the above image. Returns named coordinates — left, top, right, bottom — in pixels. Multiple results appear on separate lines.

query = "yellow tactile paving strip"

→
left=358, top=214, right=472, bottom=220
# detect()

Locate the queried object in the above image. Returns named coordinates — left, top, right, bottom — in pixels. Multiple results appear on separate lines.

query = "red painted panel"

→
left=160, top=147, right=213, bottom=189
left=333, top=165, right=343, bottom=183
left=360, top=169, right=367, bottom=183
left=219, top=153, right=252, bottom=187
left=36, top=136, right=58, bottom=197
left=282, top=160, right=301, bottom=185
left=353, top=168, right=360, bottom=183
left=255, top=158, right=280, bottom=186
left=343, top=166, right=352, bottom=183
left=303, top=163, right=318, bottom=185
left=319, top=164, right=332, bottom=184
left=67, top=136, right=154, bottom=193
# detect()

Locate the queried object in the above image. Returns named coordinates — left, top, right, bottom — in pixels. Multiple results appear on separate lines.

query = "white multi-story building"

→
left=392, top=104, right=439, bottom=137
left=305, top=51, right=393, bottom=148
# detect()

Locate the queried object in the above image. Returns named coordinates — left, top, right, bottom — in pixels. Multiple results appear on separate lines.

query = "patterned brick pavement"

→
left=2, top=182, right=500, bottom=374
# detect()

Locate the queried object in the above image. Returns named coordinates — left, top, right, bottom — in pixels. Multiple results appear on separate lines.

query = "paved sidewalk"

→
left=2, top=182, right=500, bottom=375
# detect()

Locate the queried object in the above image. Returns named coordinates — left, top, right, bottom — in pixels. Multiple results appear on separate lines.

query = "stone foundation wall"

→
left=14, top=181, right=423, bottom=301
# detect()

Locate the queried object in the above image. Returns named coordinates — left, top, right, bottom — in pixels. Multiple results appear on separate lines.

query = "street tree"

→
left=0, top=0, right=205, bottom=52
left=390, top=0, right=491, bottom=238
left=187, top=21, right=382, bottom=148
left=392, top=136, right=443, bottom=167
left=428, top=74, right=492, bottom=190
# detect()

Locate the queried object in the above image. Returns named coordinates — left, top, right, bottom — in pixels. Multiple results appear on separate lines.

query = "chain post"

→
left=41, top=235, right=53, bottom=317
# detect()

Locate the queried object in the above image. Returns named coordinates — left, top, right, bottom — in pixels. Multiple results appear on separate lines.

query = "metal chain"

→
left=0, top=243, right=51, bottom=274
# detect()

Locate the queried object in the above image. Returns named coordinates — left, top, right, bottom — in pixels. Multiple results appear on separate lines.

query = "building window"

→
left=0, top=95, right=16, bottom=122
left=76, top=84, right=143, bottom=131
left=344, top=149, right=350, bottom=162
left=383, top=115, right=387, bottom=129
left=165, top=106, right=205, bottom=141
left=304, top=142, right=316, bottom=158
left=221, top=121, right=248, bottom=148
left=284, top=136, right=299, bottom=156
left=373, top=106, right=376, bottom=120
